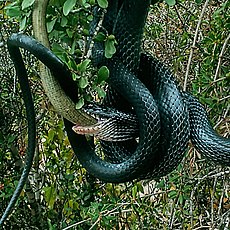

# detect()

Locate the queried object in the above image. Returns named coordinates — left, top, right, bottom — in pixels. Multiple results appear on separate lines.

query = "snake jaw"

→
left=71, top=103, right=139, bottom=141
left=72, top=123, right=102, bottom=135
left=72, top=115, right=139, bottom=142
left=72, top=120, right=118, bottom=142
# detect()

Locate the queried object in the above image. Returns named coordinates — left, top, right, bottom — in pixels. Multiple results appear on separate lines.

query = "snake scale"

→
left=1, top=0, right=229, bottom=226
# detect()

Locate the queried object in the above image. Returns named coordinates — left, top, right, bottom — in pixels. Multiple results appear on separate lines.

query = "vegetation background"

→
left=0, top=0, right=229, bottom=229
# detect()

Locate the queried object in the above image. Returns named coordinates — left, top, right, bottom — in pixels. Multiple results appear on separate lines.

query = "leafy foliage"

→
left=0, top=0, right=229, bottom=229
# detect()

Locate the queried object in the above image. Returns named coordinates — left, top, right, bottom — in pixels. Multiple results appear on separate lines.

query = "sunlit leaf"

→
left=47, top=18, right=57, bottom=33
left=94, top=32, right=106, bottom=42
left=5, top=5, right=21, bottom=17
left=79, top=76, right=89, bottom=88
left=63, top=0, right=77, bottom=16
left=77, top=59, right=91, bottom=73
left=165, top=0, right=176, bottom=6
left=21, top=0, right=35, bottom=10
left=76, top=97, right=84, bottom=109
left=19, top=16, right=27, bottom=30
left=43, top=186, right=57, bottom=209
left=97, top=66, right=109, bottom=84
left=96, top=86, right=106, bottom=98
left=97, top=0, right=108, bottom=8
left=105, top=39, right=116, bottom=58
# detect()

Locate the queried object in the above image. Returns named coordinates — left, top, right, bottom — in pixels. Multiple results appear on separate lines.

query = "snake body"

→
left=1, top=0, right=229, bottom=226
left=185, top=92, right=230, bottom=165
left=71, top=0, right=229, bottom=172
left=69, top=0, right=229, bottom=176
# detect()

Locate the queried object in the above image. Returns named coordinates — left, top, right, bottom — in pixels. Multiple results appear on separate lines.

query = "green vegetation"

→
left=0, top=0, right=229, bottom=229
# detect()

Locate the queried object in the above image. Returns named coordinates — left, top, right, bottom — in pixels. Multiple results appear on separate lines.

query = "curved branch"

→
left=32, top=0, right=96, bottom=125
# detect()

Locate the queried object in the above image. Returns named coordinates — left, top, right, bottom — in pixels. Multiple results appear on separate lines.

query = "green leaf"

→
left=47, top=129, right=55, bottom=142
left=5, top=5, right=21, bottom=17
left=21, top=0, right=35, bottom=10
left=47, top=219, right=56, bottom=230
left=52, top=43, right=67, bottom=62
left=105, top=39, right=116, bottom=58
left=63, top=0, right=77, bottom=16
left=19, top=16, right=27, bottom=30
left=77, top=59, right=91, bottom=73
left=132, top=185, right=138, bottom=199
left=47, top=18, right=57, bottom=33
left=156, top=179, right=165, bottom=188
left=61, top=17, right=68, bottom=27
left=136, top=182, right=144, bottom=193
left=97, top=0, right=108, bottom=8
left=165, top=0, right=176, bottom=6
left=43, top=186, right=57, bottom=209
left=168, top=190, right=177, bottom=198
left=70, top=41, right=77, bottom=55
left=94, top=32, right=106, bottom=42
left=179, top=194, right=184, bottom=205
left=52, top=43, right=66, bottom=54
left=96, top=87, right=106, bottom=98
left=83, top=29, right=90, bottom=36
left=79, top=77, right=89, bottom=88
left=107, top=34, right=115, bottom=40
left=66, top=28, right=74, bottom=38
left=97, top=66, right=109, bottom=84
left=89, top=0, right=96, bottom=5
left=68, top=58, right=78, bottom=70
left=7, top=135, right=16, bottom=144
left=195, top=0, right=203, bottom=4
left=76, top=97, right=84, bottom=109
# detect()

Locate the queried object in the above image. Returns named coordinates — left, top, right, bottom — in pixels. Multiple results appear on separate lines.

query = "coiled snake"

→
left=0, top=0, right=229, bottom=226
left=68, top=0, right=229, bottom=179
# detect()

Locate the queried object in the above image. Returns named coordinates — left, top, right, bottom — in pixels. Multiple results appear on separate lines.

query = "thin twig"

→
left=193, top=226, right=211, bottom=230
left=210, top=176, right=217, bottom=228
left=213, top=103, right=230, bottom=130
left=62, top=218, right=91, bottom=230
left=89, top=216, right=101, bottom=230
left=220, top=95, right=230, bottom=102
left=183, top=0, right=210, bottom=91
left=214, top=33, right=230, bottom=81
left=173, top=5, right=185, bottom=29
left=212, top=76, right=227, bottom=83
left=63, top=203, right=131, bottom=230
left=217, top=175, right=226, bottom=217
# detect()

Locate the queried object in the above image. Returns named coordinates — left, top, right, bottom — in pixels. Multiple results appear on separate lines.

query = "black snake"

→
left=0, top=0, right=229, bottom=226
left=67, top=0, right=229, bottom=179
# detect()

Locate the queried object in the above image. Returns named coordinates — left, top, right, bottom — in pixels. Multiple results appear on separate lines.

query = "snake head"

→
left=72, top=103, right=139, bottom=141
